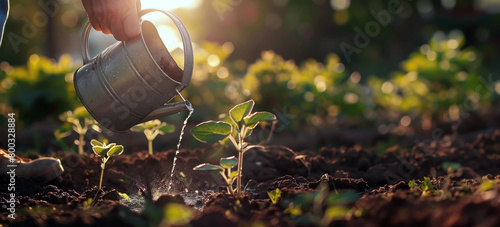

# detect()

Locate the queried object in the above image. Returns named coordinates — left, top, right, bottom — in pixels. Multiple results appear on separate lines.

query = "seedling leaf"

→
left=158, top=124, right=175, bottom=134
left=108, top=145, right=124, bottom=156
left=191, top=121, right=232, bottom=143
left=244, top=111, right=276, bottom=128
left=162, top=204, right=194, bottom=226
left=220, top=156, right=238, bottom=168
left=267, top=188, right=282, bottom=205
left=324, top=206, right=350, bottom=222
left=92, top=146, right=107, bottom=157
left=229, top=100, right=254, bottom=126
left=91, top=139, right=103, bottom=147
left=193, top=163, right=224, bottom=171
left=229, top=171, right=238, bottom=180
left=131, top=125, right=145, bottom=132
left=118, top=192, right=131, bottom=202
left=326, top=192, right=360, bottom=205
left=74, top=106, right=90, bottom=118
left=220, top=115, right=238, bottom=133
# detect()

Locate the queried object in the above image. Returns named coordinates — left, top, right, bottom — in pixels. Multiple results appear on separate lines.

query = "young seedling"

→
left=193, top=156, right=238, bottom=194
left=55, top=106, right=101, bottom=155
left=90, top=139, right=124, bottom=190
left=268, top=188, right=282, bottom=205
left=191, top=100, right=276, bottom=197
left=132, top=120, right=175, bottom=155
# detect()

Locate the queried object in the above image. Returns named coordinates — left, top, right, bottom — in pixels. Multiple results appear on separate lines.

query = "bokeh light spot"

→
left=304, top=92, right=315, bottom=102
left=207, top=55, right=220, bottom=67
left=350, top=72, right=361, bottom=83
left=400, top=116, right=411, bottom=127
left=333, top=10, right=349, bottom=25
left=216, top=67, right=229, bottom=79
left=330, top=0, right=351, bottom=10
left=344, top=92, right=358, bottom=104
left=381, top=81, right=394, bottom=94
left=222, top=42, right=234, bottom=54
left=61, top=10, right=78, bottom=28
left=495, top=82, right=500, bottom=95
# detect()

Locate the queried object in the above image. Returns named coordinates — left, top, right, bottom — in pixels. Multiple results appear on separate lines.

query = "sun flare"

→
left=141, top=0, right=201, bottom=11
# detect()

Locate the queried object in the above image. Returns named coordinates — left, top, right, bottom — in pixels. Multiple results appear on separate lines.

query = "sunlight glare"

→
left=141, top=0, right=201, bottom=11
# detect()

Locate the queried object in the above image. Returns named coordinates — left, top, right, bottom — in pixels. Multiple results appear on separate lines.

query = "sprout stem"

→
left=237, top=149, right=243, bottom=197
left=148, top=139, right=153, bottom=155
left=78, top=133, right=84, bottom=155
left=99, top=167, right=104, bottom=190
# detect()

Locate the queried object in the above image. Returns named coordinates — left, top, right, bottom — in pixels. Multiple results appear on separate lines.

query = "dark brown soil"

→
left=1, top=130, right=500, bottom=226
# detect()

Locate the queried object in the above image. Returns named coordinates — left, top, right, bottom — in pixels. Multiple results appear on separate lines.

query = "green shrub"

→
left=0, top=54, right=78, bottom=125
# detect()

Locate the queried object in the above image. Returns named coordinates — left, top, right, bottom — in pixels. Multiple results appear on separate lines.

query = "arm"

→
left=81, top=0, right=141, bottom=41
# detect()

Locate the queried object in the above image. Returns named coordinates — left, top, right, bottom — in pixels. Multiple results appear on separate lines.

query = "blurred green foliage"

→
left=0, top=54, right=79, bottom=125
left=0, top=31, right=498, bottom=144
left=369, top=30, right=491, bottom=122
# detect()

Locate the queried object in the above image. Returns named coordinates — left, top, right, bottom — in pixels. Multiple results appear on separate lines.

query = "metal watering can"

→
left=74, top=9, right=193, bottom=132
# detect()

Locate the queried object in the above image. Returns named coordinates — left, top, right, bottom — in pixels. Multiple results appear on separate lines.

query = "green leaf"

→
left=131, top=125, right=145, bottom=132
left=229, top=171, right=238, bottom=180
left=442, top=162, right=462, bottom=172
left=193, top=163, right=224, bottom=171
left=158, top=124, right=175, bottom=134
left=480, top=180, right=495, bottom=191
left=244, top=111, right=276, bottom=128
left=220, top=156, right=238, bottom=169
left=90, top=139, right=103, bottom=147
left=144, top=119, right=162, bottom=129
left=326, top=192, right=360, bottom=205
left=92, top=146, right=108, bottom=157
left=163, top=204, right=194, bottom=226
left=324, top=206, right=350, bottom=222
left=267, top=188, right=282, bottom=205
left=118, top=192, right=131, bottom=202
left=220, top=114, right=238, bottom=131
left=54, top=123, right=73, bottom=139
left=74, top=106, right=90, bottom=118
left=229, top=100, right=254, bottom=126
left=108, top=145, right=124, bottom=156
left=191, top=121, right=232, bottom=143
left=408, top=180, right=418, bottom=188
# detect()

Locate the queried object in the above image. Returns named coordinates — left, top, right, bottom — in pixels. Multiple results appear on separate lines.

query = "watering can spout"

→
left=140, top=101, right=193, bottom=124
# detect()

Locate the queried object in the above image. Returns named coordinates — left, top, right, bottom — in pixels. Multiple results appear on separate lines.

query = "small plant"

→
left=90, top=139, right=124, bottom=190
left=191, top=99, right=276, bottom=197
left=408, top=180, right=418, bottom=188
left=132, top=119, right=175, bottom=155
left=267, top=188, right=282, bottom=205
left=193, top=156, right=238, bottom=194
left=55, top=106, right=100, bottom=155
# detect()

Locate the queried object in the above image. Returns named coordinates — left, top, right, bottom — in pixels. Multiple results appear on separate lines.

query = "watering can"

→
left=74, top=9, right=193, bottom=132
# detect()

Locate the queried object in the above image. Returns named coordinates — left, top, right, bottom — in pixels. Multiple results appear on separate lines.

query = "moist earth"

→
left=1, top=130, right=500, bottom=226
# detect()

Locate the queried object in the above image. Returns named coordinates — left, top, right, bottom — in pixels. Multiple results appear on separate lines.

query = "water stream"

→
left=167, top=108, right=194, bottom=192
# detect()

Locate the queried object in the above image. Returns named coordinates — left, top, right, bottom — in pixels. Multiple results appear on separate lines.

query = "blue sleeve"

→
left=0, top=0, right=9, bottom=46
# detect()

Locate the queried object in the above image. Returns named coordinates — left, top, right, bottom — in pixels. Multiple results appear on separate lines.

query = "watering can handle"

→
left=81, top=9, right=194, bottom=89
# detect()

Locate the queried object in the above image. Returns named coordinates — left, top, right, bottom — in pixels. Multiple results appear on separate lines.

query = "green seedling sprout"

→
left=267, top=188, right=282, bottom=205
left=193, top=156, right=238, bottom=194
left=191, top=99, right=276, bottom=197
left=90, top=139, right=124, bottom=190
left=55, top=106, right=100, bottom=155
left=132, top=119, right=175, bottom=155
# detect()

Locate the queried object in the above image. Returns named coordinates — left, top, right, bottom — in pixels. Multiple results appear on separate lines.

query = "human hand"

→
left=82, top=0, right=141, bottom=41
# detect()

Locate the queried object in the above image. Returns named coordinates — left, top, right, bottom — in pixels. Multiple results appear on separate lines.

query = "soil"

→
left=1, top=129, right=500, bottom=227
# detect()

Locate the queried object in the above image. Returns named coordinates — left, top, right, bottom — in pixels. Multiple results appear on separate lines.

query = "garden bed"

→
left=1, top=130, right=500, bottom=226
